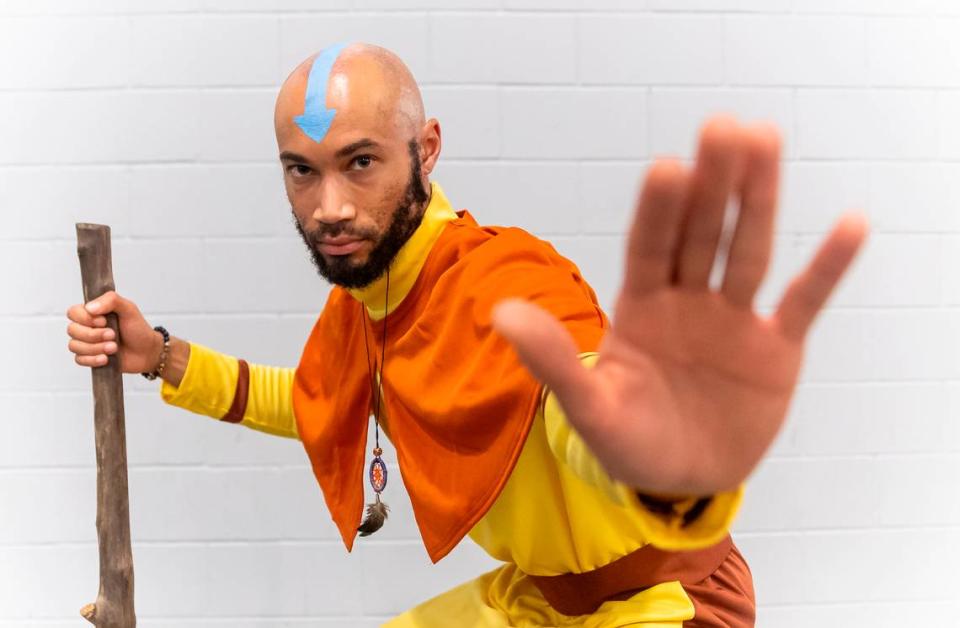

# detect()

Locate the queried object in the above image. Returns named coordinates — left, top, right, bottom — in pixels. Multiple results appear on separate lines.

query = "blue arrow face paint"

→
left=295, top=42, right=350, bottom=144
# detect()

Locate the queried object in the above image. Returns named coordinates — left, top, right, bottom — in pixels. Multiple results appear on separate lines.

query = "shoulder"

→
left=438, top=215, right=579, bottom=280
left=429, top=217, right=604, bottom=327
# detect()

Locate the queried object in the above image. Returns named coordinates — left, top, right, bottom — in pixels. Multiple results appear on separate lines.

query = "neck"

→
left=346, top=181, right=457, bottom=320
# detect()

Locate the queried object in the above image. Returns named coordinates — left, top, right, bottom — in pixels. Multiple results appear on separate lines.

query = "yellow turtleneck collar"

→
left=346, top=182, right=458, bottom=320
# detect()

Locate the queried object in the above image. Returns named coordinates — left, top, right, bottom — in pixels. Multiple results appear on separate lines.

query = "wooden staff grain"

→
left=76, top=223, right=136, bottom=628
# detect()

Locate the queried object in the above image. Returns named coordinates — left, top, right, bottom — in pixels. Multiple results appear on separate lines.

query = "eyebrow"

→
left=279, top=151, right=310, bottom=163
left=334, top=138, right=380, bottom=159
left=278, top=139, right=382, bottom=164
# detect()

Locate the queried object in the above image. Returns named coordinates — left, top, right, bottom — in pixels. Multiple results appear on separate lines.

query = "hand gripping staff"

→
left=75, top=223, right=136, bottom=627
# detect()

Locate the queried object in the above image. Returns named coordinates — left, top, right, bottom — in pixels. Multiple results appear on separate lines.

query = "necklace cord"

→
left=360, top=269, right=390, bottom=452
left=375, top=271, right=389, bottom=449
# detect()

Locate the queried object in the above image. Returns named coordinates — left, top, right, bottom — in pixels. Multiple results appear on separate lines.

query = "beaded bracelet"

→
left=141, top=325, right=170, bottom=381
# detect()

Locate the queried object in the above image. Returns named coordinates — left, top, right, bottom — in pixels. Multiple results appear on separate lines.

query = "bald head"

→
left=275, top=43, right=426, bottom=147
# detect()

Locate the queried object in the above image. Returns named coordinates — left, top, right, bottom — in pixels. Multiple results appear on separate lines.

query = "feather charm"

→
left=358, top=494, right=389, bottom=537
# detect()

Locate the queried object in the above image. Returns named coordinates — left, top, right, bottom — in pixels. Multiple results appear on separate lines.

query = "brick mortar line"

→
left=0, top=619, right=394, bottom=623
left=7, top=305, right=960, bottom=319
left=0, top=538, right=443, bottom=549
left=4, top=525, right=960, bottom=552
left=5, top=9, right=960, bottom=16
left=735, top=524, right=960, bottom=537
left=4, top=451, right=958, bottom=474
left=11, top=85, right=960, bottom=93
left=2, top=158, right=959, bottom=166
left=10, top=156, right=960, bottom=166
left=3, top=379, right=956, bottom=398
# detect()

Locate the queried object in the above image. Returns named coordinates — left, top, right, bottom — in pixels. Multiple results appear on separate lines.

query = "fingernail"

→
left=104, top=342, right=117, bottom=353
left=85, top=301, right=100, bottom=313
left=103, top=329, right=115, bottom=340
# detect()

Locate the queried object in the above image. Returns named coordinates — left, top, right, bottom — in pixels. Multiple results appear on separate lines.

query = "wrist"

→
left=160, top=337, right=190, bottom=388
left=151, top=329, right=165, bottom=370
left=141, top=326, right=170, bottom=380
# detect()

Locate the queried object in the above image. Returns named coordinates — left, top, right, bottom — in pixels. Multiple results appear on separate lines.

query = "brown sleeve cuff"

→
left=221, top=358, right=250, bottom=424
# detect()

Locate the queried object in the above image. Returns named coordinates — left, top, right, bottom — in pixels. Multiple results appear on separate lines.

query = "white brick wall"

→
left=1, top=1, right=957, bottom=625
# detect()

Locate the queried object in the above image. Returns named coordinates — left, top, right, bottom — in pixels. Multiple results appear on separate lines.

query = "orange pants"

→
left=683, top=543, right=755, bottom=627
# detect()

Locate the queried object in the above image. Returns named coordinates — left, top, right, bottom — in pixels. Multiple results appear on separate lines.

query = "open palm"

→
left=494, top=117, right=868, bottom=496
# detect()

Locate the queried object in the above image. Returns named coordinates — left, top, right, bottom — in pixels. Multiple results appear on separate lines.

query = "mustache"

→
left=304, top=223, right=378, bottom=244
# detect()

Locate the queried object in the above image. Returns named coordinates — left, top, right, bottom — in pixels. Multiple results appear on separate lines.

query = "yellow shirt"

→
left=160, top=182, right=743, bottom=577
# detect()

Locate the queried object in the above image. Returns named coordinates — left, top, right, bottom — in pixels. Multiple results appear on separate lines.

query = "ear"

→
left=419, top=118, right=442, bottom=176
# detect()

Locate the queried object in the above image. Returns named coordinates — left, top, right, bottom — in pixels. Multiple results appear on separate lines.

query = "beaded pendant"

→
left=358, top=446, right=389, bottom=537
left=369, top=447, right=388, bottom=494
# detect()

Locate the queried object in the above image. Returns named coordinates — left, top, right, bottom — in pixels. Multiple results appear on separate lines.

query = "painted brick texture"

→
left=2, top=1, right=957, bottom=625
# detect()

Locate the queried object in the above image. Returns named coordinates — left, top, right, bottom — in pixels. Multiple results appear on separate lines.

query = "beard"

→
left=293, top=140, right=430, bottom=289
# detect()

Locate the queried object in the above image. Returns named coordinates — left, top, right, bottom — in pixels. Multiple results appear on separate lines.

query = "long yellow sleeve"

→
left=542, top=354, right=743, bottom=551
left=161, top=343, right=741, bottom=555
left=159, top=341, right=299, bottom=440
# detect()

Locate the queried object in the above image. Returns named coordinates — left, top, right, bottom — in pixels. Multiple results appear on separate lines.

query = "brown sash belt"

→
left=528, top=534, right=733, bottom=616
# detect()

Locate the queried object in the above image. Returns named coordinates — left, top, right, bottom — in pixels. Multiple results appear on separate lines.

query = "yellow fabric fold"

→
left=386, top=565, right=695, bottom=627
left=243, top=362, right=297, bottom=439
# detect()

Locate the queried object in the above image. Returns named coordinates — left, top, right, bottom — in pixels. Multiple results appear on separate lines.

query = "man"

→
left=66, top=43, right=867, bottom=625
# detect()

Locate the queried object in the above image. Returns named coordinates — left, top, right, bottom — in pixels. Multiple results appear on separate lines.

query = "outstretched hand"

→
left=493, top=116, right=868, bottom=496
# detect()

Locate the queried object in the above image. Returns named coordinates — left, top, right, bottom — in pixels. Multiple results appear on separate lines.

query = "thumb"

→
left=84, top=290, right=128, bottom=316
left=492, top=299, right=596, bottom=421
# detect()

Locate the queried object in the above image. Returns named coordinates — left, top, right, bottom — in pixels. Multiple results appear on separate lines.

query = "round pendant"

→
left=369, top=456, right=388, bottom=494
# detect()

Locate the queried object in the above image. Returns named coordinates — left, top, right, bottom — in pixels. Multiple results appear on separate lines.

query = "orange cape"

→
left=292, top=211, right=609, bottom=562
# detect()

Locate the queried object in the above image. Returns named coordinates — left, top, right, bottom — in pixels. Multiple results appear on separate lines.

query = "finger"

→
left=75, top=354, right=109, bottom=367
left=774, top=212, right=869, bottom=341
left=721, top=123, right=781, bottom=308
left=66, top=304, right=107, bottom=328
left=67, top=321, right=116, bottom=343
left=622, top=159, right=690, bottom=299
left=68, top=338, right=118, bottom=358
left=492, top=299, right=597, bottom=421
left=676, top=116, right=747, bottom=289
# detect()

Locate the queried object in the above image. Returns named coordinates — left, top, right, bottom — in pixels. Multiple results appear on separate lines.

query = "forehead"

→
left=275, top=55, right=409, bottom=159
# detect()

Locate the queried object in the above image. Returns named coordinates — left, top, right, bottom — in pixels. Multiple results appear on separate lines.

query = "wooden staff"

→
left=76, top=223, right=137, bottom=627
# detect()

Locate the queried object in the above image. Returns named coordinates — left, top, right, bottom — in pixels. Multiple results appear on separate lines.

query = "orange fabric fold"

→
left=292, top=211, right=609, bottom=562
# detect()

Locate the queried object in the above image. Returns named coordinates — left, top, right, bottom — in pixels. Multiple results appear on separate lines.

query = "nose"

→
left=312, top=179, right=357, bottom=224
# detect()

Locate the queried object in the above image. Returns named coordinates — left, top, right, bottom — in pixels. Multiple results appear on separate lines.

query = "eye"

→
left=286, top=164, right=312, bottom=178
left=350, top=154, right=375, bottom=170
